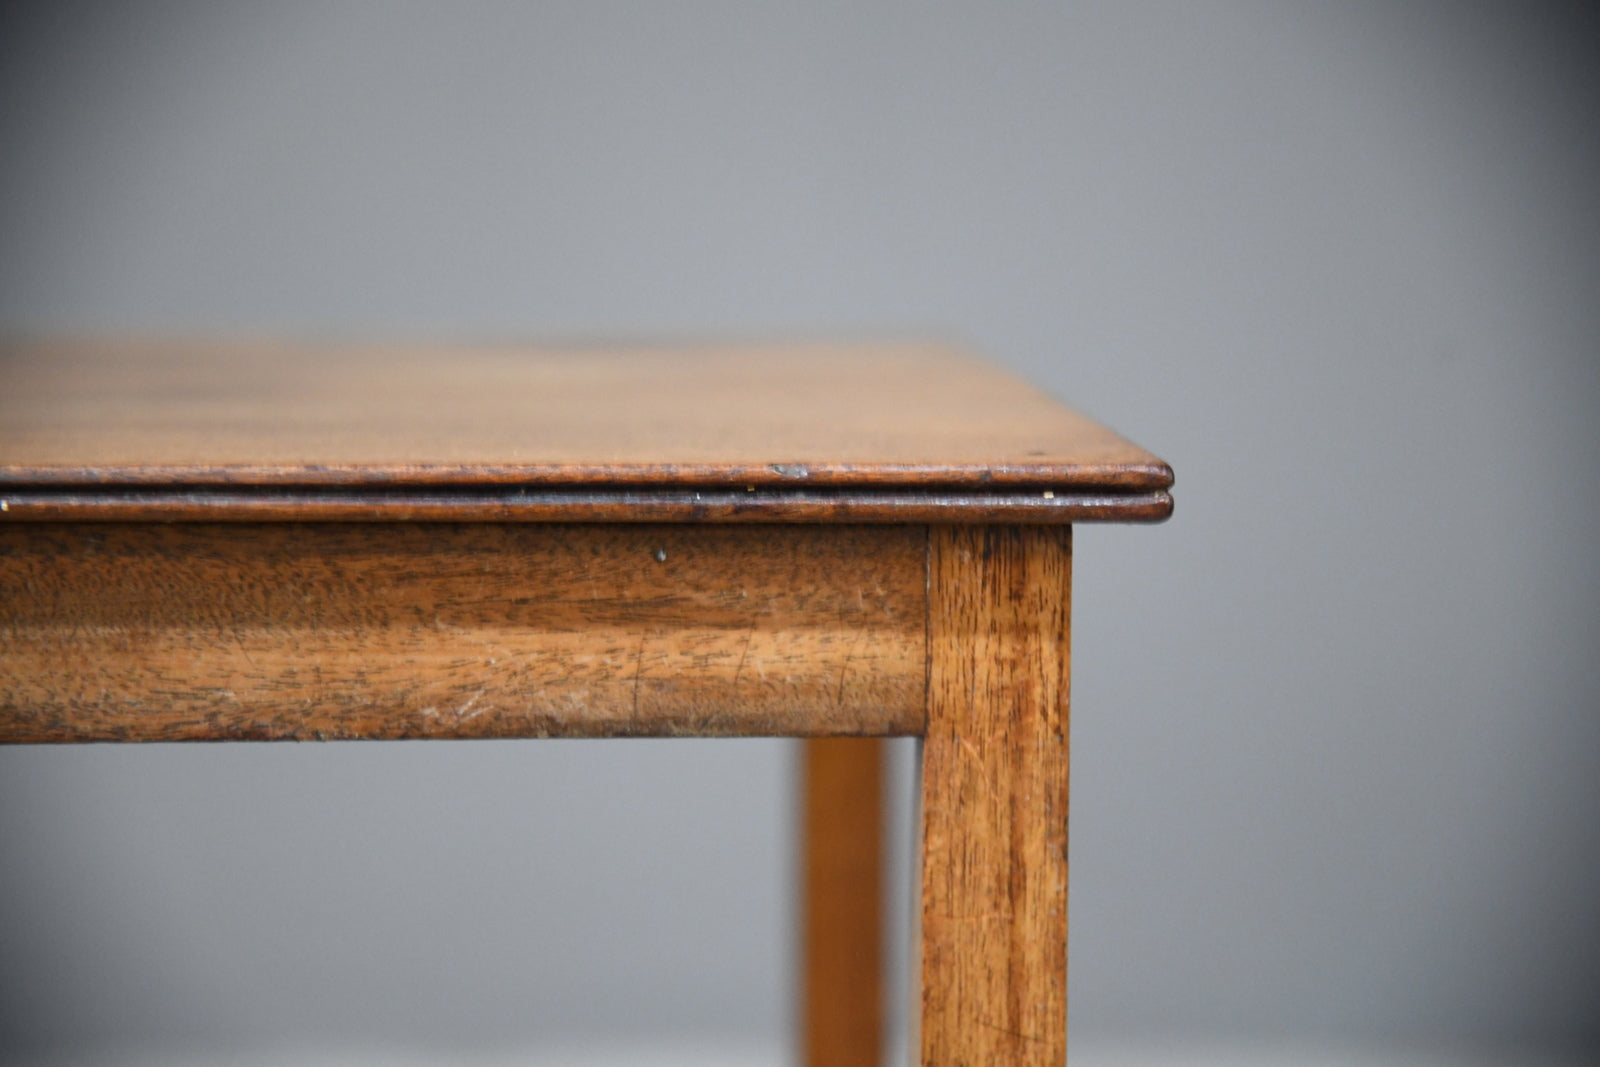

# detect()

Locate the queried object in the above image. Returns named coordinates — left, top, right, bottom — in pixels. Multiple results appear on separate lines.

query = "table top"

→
left=0, top=338, right=1171, bottom=523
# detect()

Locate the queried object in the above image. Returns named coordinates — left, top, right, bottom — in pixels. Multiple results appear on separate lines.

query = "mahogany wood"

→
left=0, top=523, right=925, bottom=742
left=0, top=339, right=1172, bottom=1067
left=921, top=526, right=1071, bottom=1065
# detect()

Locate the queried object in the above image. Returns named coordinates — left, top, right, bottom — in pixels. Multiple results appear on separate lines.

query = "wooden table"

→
left=0, top=338, right=1171, bottom=1066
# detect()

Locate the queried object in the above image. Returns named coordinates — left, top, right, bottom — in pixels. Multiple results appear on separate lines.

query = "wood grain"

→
left=0, top=339, right=1173, bottom=513
left=920, top=526, right=1071, bottom=1066
left=802, top=737, right=885, bottom=1067
left=0, top=523, right=926, bottom=742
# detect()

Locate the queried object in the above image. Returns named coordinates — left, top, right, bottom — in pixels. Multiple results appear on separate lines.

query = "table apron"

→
left=0, top=523, right=928, bottom=742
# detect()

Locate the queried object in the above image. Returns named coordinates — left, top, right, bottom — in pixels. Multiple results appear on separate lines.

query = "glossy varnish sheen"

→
left=0, top=523, right=927, bottom=742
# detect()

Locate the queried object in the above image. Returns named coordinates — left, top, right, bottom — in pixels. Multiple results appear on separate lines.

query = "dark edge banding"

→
left=0, top=487, right=1173, bottom=524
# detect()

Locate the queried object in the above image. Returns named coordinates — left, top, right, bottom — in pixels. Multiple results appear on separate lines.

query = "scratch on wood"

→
left=630, top=630, right=648, bottom=720
left=731, top=625, right=754, bottom=692
left=835, top=625, right=866, bottom=707
left=455, top=689, right=488, bottom=722
left=231, top=623, right=258, bottom=669
left=977, top=1019, right=1049, bottom=1045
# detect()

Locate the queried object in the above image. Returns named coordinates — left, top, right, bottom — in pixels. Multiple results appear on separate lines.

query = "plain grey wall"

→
left=2, top=0, right=1597, bottom=1059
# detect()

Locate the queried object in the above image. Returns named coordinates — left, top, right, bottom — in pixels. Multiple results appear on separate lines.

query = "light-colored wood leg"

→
left=921, top=526, right=1071, bottom=1066
left=802, top=736, right=885, bottom=1067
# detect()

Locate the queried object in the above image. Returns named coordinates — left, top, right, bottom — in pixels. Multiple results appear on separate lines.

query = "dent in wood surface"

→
left=0, top=523, right=925, bottom=742
left=920, top=526, right=1070, bottom=1066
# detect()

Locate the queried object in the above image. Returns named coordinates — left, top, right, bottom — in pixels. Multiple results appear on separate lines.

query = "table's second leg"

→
left=802, top=737, right=885, bottom=1067
left=920, top=526, right=1071, bottom=1065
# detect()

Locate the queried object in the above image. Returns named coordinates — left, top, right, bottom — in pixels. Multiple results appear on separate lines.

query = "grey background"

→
left=2, top=1, right=1597, bottom=1062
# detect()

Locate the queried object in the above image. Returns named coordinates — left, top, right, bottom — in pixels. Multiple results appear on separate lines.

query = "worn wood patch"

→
left=0, top=523, right=926, bottom=742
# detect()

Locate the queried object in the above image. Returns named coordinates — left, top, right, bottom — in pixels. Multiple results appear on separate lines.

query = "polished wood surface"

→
left=920, top=526, right=1071, bottom=1065
left=0, top=523, right=925, bottom=742
left=802, top=737, right=885, bottom=1067
left=0, top=338, right=1172, bottom=523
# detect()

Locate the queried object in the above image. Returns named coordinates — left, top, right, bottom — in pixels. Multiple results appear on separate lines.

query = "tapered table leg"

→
left=920, top=526, right=1071, bottom=1065
left=802, top=736, right=885, bottom=1067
